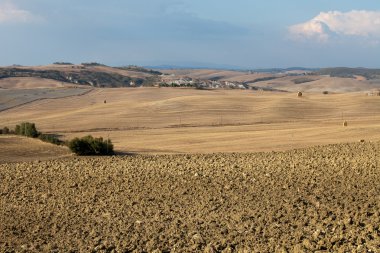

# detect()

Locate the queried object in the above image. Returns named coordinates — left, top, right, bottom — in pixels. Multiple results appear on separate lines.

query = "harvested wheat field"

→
left=0, top=136, right=71, bottom=163
left=2, top=88, right=380, bottom=154
left=1, top=142, right=379, bottom=252
left=0, top=77, right=72, bottom=89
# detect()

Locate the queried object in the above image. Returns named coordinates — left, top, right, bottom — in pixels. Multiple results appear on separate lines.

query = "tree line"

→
left=0, top=122, right=114, bottom=156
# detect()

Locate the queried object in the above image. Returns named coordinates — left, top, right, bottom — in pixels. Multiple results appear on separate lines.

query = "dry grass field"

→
left=250, top=76, right=380, bottom=93
left=0, top=77, right=74, bottom=89
left=0, top=86, right=91, bottom=112
left=1, top=87, right=380, bottom=154
left=0, top=135, right=70, bottom=163
left=1, top=142, right=379, bottom=252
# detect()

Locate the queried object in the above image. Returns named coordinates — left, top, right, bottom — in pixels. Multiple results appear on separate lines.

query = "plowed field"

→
left=1, top=142, right=379, bottom=252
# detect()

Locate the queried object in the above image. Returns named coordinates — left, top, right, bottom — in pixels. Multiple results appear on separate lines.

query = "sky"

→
left=0, top=0, right=380, bottom=68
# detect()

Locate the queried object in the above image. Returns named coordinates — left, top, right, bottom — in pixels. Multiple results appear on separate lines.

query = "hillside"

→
left=0, top=135, right=70, bottom=163
left=249, top=76, right=380, bottom=93
left=0, top=64, right=161, bottom=88
left=2, top=65, right=380, bottom=92
left=160, top=68, right=380, bottom=92
left=0, top=87, right=91, bottom=112
left=2, top=88, right=380, bottom=154
left=0, top=77, right=76, bottom=89
left=161, top=69, right=277, bottom=82
left=317, top=67, right=380, bottom=80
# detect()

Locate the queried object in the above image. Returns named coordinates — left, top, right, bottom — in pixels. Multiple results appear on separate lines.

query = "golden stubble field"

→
left=1, top=87, right=380, bottom=154
left=0, top=136, right=71, bottom=163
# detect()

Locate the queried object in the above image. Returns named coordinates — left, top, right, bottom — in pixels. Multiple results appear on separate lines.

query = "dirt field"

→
left=0, top=136, right=71, bottom=163
left=1, top=142, right=379, bottom=252
left=2, top=88, right=380, bottom=154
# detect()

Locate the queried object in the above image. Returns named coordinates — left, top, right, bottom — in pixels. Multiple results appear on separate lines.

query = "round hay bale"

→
left=297, top=92, right=303, bottom=97
left=343, top=121, right=348, bottom=127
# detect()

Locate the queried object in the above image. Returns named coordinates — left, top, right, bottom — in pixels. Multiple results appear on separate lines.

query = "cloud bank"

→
left=289, top=10, right=380, bottom=42
left=0, top=1, right=39, bottom=24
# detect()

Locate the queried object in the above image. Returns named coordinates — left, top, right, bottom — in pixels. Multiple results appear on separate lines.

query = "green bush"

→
left=68, top=135, right=114, bottom=156
left=3, top=127, right=9, bottom=134
left=293, top=77, right=315, bottom=84
left=39, top=134, right=63, bottom=145
left=15, top=122, right=39, bottom=137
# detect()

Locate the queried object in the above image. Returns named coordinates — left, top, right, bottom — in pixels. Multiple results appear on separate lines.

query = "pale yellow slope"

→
left=1, top=88, right=380, bottom=154
left=252, top=76, right=380, bottom=93
left=0, top=77, right=73, bottom=89
left=0, top=135, right=71, bottom=163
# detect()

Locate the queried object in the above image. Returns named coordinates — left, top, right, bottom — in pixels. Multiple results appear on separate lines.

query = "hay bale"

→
left=343, top=121, right=348, bottom=127
left=297, top=92, right=303, bottom=97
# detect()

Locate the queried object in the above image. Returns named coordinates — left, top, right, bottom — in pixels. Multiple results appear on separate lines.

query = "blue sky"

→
left=1, top=0, right=380, bottom=68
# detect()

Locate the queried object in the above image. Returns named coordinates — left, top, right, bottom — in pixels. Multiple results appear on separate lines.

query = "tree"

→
left=15, top=122, right=39, bottom=137
left=68, top=135, right=114, bottom=156
left=3, top=127, right=9, bottom=134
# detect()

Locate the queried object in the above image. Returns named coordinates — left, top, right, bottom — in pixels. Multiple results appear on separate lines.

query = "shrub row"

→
left=1, top=122, right=114, bottom=156
left=38, top=133, right=64, bottom=145
left=0, top=127, right=10, bottom=135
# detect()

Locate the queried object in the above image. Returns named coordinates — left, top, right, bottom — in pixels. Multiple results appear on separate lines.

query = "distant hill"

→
left=2, top=64, right=380, bottom=92
left=117, top=65, right=162, bottom=75
left=148, top=65, right=319, bottom=73
left=317, top=67, right=380, bottom=80
left=251, top=67, right=319, bottom=74
left=0, top=64, right=161, bottom=88
left=145, top=63, right=244, bottom=71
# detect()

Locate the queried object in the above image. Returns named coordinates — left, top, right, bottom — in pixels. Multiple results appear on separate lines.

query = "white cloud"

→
left=289, top=10, right=380, bottom=42
left=0, top=1, right=39, bottom=24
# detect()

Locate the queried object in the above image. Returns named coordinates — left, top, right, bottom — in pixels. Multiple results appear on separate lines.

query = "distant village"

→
left=159, top=75, right=248, bottom=89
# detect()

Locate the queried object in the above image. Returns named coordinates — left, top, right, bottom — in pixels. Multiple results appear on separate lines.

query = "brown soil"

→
left=1, top=142, right=379, bottom=252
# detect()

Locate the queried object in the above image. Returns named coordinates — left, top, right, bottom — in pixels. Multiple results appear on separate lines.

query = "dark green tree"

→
left=68, top=135, right=114, bottom=155
left=3, top=127, right=9, bottom=134
left=15, top=122, right=39, bottom=137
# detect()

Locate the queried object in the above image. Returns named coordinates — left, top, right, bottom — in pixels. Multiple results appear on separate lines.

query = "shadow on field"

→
left=113, top=151, right=138, bottom=156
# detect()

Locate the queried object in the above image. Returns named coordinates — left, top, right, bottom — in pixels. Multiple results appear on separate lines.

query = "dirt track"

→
left=1, top=142, right=380, bottom=252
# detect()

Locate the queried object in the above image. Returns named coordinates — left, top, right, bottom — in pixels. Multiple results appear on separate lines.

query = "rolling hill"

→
left=317, top=67, right=380, bottom=80
left=0, top=64, right=161, bottom=88
left=2, top=88, right=380, bottom=154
